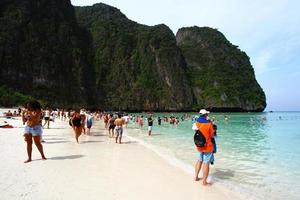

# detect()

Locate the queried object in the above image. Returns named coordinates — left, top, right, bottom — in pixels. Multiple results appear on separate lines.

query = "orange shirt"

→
left=195, top=121, right=214, bottom=152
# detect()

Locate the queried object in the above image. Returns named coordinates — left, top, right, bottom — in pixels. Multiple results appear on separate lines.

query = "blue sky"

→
left=71, top=0, right=300, bottom=111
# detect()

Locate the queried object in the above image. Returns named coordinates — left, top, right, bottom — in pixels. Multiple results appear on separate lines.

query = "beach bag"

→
left=194, top=129, right=206, bottom=147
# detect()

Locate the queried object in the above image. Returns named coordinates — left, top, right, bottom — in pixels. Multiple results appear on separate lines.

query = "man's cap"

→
left=199, top=109, right=210, bottom=115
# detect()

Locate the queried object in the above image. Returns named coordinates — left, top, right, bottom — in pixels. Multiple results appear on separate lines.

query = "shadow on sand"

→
left=43, top=127, right=66, bottom=130
left=49, top=155, right=84, bottom=160
left=44, top=140, right=69, bottom=144
left=80, top=140, right=103, bottom=144
left=42, top=137, right=65, bottom=140
left=91, top=134, right=107, bottom=137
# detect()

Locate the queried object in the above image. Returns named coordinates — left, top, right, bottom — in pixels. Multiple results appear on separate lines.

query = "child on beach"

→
left=22, top=100, right=46, bottom=163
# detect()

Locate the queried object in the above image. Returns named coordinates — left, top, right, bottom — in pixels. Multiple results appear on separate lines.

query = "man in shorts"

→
left=108, top=114, right=116, bottom=138
left=193, top=109, right=215, bottom=185
left=114, top=114, right=125, bottom=144
left=147, top=115, right=153, bottom=136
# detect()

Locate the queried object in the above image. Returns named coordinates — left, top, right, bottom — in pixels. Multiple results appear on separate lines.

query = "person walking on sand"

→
left=43, top=107, right=51, bottom=128
left=22, top=100, right=46, bottom=163
left=80, top=109, right=86, bottom=135
left=193, top=109, right=215, bottom=186
left=86, top=111, right=93, bottom=136
left=108, top=114, right=116, bottom=138
left=114, top=114, right=125, bottom=144
left=71, top=110, right=83, bottom=143
left=103, top=113, right=109, bottom=128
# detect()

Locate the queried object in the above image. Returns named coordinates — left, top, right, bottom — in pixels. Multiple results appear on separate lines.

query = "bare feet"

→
left=202, top=181, right=212, bottom=186
left=24, top=159, right=32, bottom=163
left=194, top=177, right=200, bottom=181
left=42, top=157, right=47, bottom=160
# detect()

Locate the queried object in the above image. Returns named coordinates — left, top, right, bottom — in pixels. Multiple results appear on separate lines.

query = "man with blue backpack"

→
left=193, top=109, right=215, bottom=186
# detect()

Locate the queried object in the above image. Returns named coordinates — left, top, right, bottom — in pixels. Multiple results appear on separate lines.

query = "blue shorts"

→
left=87, top=120, right=92, bottom=128
left=24, top=125, right=43, bottom=136
left=115, top=127, right=123, bottom=137
left=198, top=152, right=214, bottom=164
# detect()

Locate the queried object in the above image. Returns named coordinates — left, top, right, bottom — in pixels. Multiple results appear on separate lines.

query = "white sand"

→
left=0, top=117, right=245, bottom=200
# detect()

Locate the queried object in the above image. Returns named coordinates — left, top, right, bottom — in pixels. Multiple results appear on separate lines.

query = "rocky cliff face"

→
left=0, top=0, right=95, bottom=107
left=0, top=1, right=266, bottom=111
left=75, top=4, right=193, bottom=111
left=176, top=27, right=266, bottom=111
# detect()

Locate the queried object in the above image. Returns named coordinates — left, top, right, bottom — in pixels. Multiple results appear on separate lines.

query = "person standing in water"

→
left=114, top=114, right=125, bottom=144
left=157, top=116, right=162, bottom=125
left=147, top=115, right=153, bottom=136
left=194, top=109, right=215, bottom=186
left=138, top=115, right=143, bottom=129
left=22, top=100, right=46, bottom=163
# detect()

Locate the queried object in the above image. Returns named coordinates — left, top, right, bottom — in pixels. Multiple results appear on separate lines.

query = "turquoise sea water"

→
left=126, top=112, right=300, bottom=200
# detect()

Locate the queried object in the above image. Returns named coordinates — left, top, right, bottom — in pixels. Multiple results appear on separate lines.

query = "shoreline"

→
left=0, top=117, right=246, bottom=200
left=0, top=107, right=265, bottom=113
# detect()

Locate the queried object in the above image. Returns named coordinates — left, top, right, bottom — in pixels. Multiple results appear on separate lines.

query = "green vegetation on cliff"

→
left=0, top=1, right=266, bottom=111
left=0, top=86, right=47, bottom=107
left=0, top=0, right=95, bottom=107
left=176, top=27, right=266, bottom=111
left=75, top=4, right=193, bottom=111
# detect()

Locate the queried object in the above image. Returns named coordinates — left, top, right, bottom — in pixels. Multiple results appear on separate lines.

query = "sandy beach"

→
left=0, top=118, right=245, bottom=200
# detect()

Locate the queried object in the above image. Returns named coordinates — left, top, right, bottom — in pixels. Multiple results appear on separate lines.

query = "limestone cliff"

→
left=0, top=0, right=95, bottom=107
left=0, top=1, right=266, bottom=111
left=176, top=26, right=266, bottom=111
left=75, top=4, right=193, bottom=111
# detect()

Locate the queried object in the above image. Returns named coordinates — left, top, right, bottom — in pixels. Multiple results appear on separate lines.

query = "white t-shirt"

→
left=122, top=116, right=129, bottom=122
left=45, top=110, right=50, bottom=117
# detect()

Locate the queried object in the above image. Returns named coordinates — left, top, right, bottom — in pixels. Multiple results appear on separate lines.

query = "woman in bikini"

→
left=71, top=110, right=83, bottom=143
left=22, top=100, right=46, bottom=163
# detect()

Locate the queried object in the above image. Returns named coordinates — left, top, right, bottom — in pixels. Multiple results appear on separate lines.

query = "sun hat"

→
left=199, top=109, right=210, bottom=115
